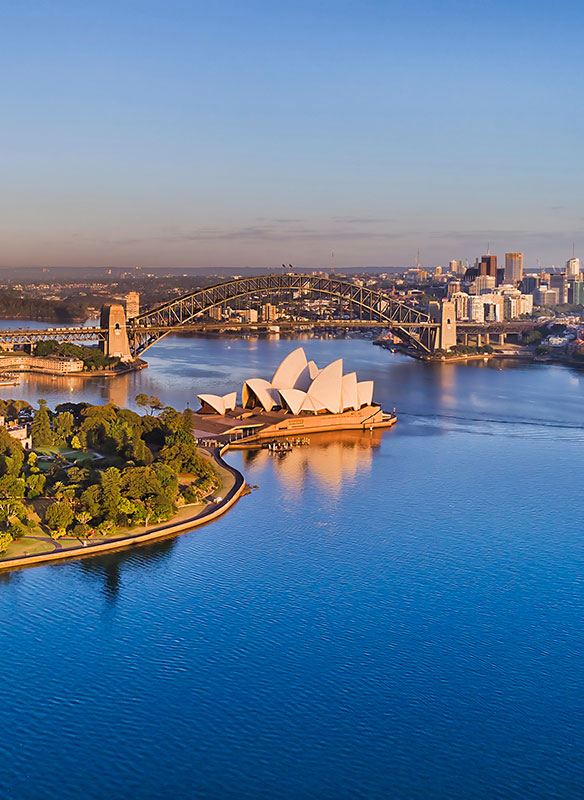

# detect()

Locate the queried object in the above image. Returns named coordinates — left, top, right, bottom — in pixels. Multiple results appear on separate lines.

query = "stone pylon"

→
left=100, top=303, right=132, bottom=361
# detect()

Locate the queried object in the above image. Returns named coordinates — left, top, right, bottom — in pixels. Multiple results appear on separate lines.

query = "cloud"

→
left=99, top=219, right=410, bottom=247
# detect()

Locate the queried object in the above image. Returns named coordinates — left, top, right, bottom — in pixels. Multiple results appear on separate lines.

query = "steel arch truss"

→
left=130, top=274, right=438, bottom=355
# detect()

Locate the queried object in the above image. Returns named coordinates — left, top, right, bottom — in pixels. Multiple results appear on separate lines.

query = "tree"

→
left=100, top=467, right=121, bottom=521
left=53, top=411, right=74, bottom=445
left=135, top=393, right=149, bottom=412
left=31, top=401, right=53, bottom=447
left=80, top=484, right=101, bottom=519
left=148, top=396, right=163, bottom=415
left=181, top=407, right=195, bottom=435
left=70, top=434, right=83, bottom=450
left=25, top=473, right=46, bottom=499
left=0, top=530, right=11, bottom=554
left=45, top=501, right=74, bottom=537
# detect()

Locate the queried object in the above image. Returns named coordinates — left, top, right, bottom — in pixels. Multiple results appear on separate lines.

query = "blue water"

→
left=1, top=336, right=583, bottom=799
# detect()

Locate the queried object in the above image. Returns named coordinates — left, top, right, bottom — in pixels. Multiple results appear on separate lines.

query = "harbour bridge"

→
left=0, top=274, right=534, bottom=358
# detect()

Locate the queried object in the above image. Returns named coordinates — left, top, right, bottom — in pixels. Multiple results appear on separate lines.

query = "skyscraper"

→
left=566, top=257, right=580, bottom=277
left=504, top=252, right=523, bottom=284
left=480, top=254, right=497, bottom=278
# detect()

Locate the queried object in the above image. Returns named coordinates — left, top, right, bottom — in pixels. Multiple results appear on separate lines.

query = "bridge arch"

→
left=129, top=274, right=438, bottom=356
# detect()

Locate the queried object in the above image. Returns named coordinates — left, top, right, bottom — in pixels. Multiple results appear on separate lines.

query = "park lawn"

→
left=3, top=536, right=56, bottom=559
left=34, top=446, right=101, bottom=464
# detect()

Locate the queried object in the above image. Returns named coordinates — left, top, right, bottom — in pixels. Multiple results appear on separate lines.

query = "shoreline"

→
left=0, top=445, right=245, bottom=573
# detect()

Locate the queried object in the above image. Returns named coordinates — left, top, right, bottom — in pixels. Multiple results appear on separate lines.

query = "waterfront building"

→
left=208, top=305, right=223, bottom=321
left=566, top=257, right=580, bottom=277
left=261, top=303, right=277, bottom=322
left=504, top=252, right=523, bottom=284
left=0, top=353, right=84, bottom=374
left=194, top=348, right=394, bottom=442
left=125, top=291, right=140, bottom=319
left=241, top=309, right=258, bottom=323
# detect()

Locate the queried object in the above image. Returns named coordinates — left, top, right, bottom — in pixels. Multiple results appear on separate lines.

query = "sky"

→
left=1, top=0, right=583, bottom=270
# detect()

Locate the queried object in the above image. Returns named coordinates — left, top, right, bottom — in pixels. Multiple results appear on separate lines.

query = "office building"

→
left=480, top=254, right=497, bottom=278
left=261, top=303, right=277, bottom=322
left=452, top=292, right=469, bottom=320
left=569, top=282, right=584, bottom=305
left=534, top=287, right=559, bottom=307
left=504, top=252, right=523, bottom=284
left=468, top=296, right=485, bottom=322
left=550, top=273, right=568, bottom=305
left=566, top=257, right=580, bottom=277
left=241, top=309, right=258, bottom=323
left=472, top=275, right=496, bottom=294
left=520, top=275, right=539, bottom=294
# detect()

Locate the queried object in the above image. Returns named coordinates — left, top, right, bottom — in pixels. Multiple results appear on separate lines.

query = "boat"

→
left=0, top=373, right=20, bottom=386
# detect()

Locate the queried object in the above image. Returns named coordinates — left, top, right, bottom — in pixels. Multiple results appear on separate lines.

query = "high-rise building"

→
left=504, top=252, right=523, bottom=284
left=480, top=254, right=497, bottom=278
left=125, top=291, right=140, bottom=319
left=261, top=303, right=277, bottom=322
left=452, top=292, right=469, bottom=320
left=569, top=282, right=584, bottom=305
left=468, top=296, right=485, bottom=322
left=534, top=286, right=559, bottom=307
left=520, top=274, right=539, bottom=294
left=566, top=257, right=580, bottom=277
left=241, top=308, right=258, bottom=323
left=550, top=273, right=568, bottom=304
left=472, top=275, right=496, bottom=294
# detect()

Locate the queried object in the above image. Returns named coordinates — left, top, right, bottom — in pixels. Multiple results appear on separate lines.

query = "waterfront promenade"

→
left=0, top=446, right=245, bottom=572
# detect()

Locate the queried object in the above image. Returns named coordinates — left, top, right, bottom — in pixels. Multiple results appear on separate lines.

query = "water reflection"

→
left=76, top=539, right=177, bottom=602
left=242, top=429, right=386, bottom=495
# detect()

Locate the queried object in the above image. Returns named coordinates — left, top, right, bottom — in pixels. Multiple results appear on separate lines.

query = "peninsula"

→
left=0, top=397, right=244, bottom=570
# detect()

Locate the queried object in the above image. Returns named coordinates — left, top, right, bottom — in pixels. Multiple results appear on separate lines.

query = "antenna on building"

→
left=486, top=242, right=491, bottom=255
left=330, top=250, right=335, bottom=275
left=416, top=248, right=420, bottom=268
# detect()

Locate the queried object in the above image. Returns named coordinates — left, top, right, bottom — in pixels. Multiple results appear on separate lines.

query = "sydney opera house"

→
left=194, top=348, right=396, bottom=443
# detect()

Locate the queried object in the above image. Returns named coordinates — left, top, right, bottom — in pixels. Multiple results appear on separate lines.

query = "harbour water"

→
left=1, top=334, right=583, bottom=799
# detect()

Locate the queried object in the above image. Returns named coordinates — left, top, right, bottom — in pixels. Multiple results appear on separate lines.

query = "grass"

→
left=3, top=536, right=56, bottom=558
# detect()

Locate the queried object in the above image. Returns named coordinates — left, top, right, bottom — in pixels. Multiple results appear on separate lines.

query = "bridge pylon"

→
left=100, top=303, right=132, bottom=361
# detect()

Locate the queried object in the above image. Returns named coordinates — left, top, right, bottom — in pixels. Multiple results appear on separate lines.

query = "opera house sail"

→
left=194, top=347, right=395, bottom=443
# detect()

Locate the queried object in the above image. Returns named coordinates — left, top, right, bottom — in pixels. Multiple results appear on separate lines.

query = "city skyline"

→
left=2, top=0, right=583, bottom=268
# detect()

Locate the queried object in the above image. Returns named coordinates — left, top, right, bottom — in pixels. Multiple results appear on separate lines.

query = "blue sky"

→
left=1, top=0, right=582, bottom=269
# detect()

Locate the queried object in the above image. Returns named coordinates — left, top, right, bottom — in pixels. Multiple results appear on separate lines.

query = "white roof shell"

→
left=242, top=379, right=278, bottom=411
left=271, top=347, right=308, bottom=389
left=197, top=392, right=237, bottom=414
left=341, top=372, right=359, bottom=411
left=306, top=358, right=343, bottom=414
left=357, top=380, right=374, bottom=407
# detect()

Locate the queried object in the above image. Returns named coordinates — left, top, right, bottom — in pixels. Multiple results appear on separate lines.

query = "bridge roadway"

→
left=0, top=318, right=538, bottom=350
